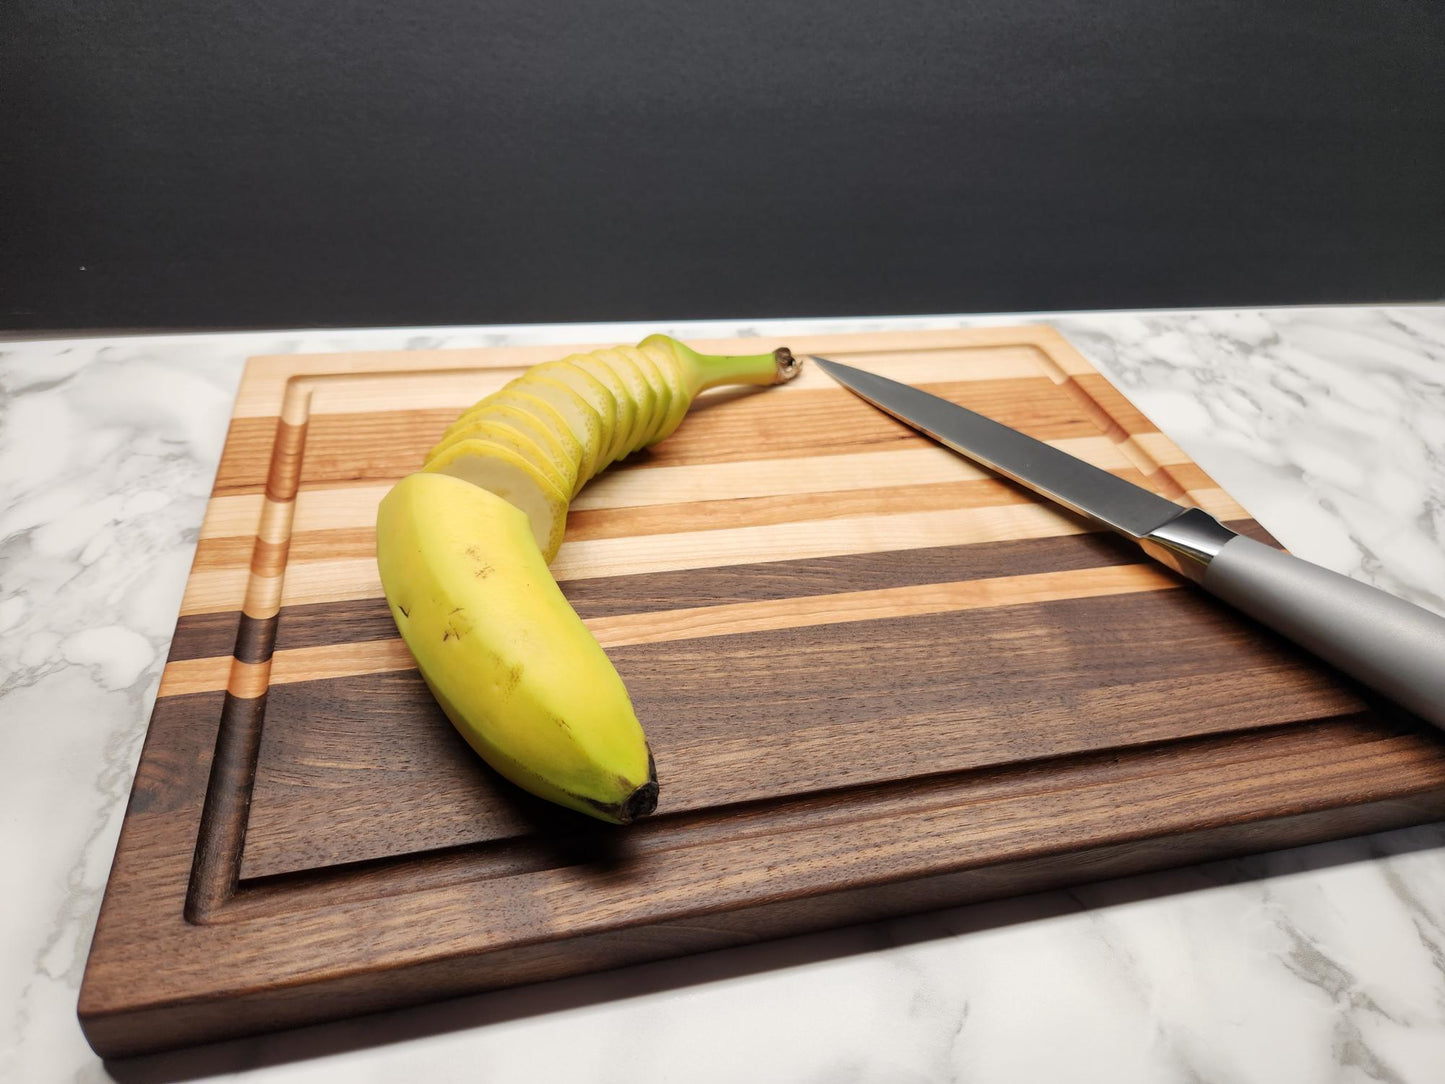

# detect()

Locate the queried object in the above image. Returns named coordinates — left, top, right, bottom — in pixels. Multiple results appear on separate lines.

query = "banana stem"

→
left=682, top=344, right=803, bottom=394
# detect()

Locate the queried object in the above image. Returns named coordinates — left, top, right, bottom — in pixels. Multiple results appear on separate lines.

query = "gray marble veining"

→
left=2, top=307, right=1443, bottom=1083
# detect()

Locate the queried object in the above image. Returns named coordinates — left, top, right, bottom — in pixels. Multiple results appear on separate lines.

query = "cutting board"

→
left=79, top=327, right=1445, bottom=1056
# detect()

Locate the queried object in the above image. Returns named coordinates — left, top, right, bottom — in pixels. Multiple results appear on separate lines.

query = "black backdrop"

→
left=3, top=1, right=1442, bottom=331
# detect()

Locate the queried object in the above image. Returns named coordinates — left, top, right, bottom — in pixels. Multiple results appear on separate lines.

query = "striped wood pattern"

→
left=79, top=327, right=1445, bottom=1057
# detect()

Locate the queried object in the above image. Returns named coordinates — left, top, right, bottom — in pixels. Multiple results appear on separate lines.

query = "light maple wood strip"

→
left=227, top=659, right=272, bottom=700
left=569, top=479, right=1057, bottom=544
left=180, top=566, right=250, bottom=617
left=556, top=500, right=1150, bottom=584
left=288, top=485, right=391, bottom=536
left=1131, top=430, right=1198, bottom=465
left=274, top=502, right=1095, bottom=609
left=587, top=563, right=1181, bottom=648
left=1189, top=487, right=1250, bottom=522
left=157, top=655, right=233, bottom=698
left=303, top=368, right=526, bottom=417
left=575, top=436, right=1166, bottom=511
left=235, top=347, right=618, bottom=418
left=214, top=376, right=1146, bottom=494
left=780, top=345, right=1079, bottom=394
left=268, top=638, right=415, bottom=688
left=246, top=489, right=1252, bottom=612
left=205, top=472, right=1070, bottom=572
left=203, top=435, right=1196, bottom=543
left=199, top=494, right=264, bottom=540
left=183, top=487, right=1250, bottom=613
left=192, top=472, right=1241, bottom=573
left=250, top=538, right=290, bottom=578
left=173, top=564, right=1182, bottom=693
left=241, top=571, right=286, bottom=620
left=228, top=338, right=1086, bottom=422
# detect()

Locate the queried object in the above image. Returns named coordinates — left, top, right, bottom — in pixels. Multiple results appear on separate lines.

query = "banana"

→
left=378, top=336, right=800, bottom=822
left=425, top=336, right=801, bottom=559
left=376, top=473, right=658, bottom=823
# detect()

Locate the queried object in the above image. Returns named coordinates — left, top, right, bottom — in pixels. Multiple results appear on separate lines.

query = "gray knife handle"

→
left=1201, top=535, right=1445, bottom=730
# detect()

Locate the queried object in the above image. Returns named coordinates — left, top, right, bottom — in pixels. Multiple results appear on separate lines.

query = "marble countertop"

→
left=3, top=306, right=1444, bottom=1083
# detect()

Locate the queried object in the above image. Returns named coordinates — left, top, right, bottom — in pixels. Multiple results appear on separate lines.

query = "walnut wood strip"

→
left=550, top=492, right=1247, bottom=584
left=168, top=611, right=246, bottom=664
left=185, top=692, right=268, bottom=921
left=242, top=694, right=1390, bottom=882
left=234, top=716, right=1425, bottom=898
left=172, top=486, right=1249, bottom=616
left=270, top=597, right=405, bottom=654
left=164, top=563, right=1184, bottom=695
left=233, top=615, right=278, bottom=665
left=263, top=532, right=1158, bottom=655
left=183, top=523, right=1276, bottom=663
left=239, top=587, right=1369, bottom=874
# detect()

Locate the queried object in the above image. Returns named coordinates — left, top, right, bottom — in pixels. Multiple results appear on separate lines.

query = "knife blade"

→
left=813, top=355, right=1445, bottom=731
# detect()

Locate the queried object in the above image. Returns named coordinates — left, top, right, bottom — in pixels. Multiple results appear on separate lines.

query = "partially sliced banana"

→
left=381, top=336, right=801, bottom=823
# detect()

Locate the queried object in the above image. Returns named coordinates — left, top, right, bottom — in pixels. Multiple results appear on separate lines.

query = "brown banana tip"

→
left=620, top=779, right=659, bottom=823
left=773, top=347, right=801, bottom=383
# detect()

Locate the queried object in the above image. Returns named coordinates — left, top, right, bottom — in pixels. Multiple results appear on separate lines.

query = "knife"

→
left=812, top=356, right=1445, bottom=731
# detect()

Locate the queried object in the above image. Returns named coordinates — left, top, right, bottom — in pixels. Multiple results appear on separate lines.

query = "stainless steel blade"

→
left=812, top=355, right=1186, bottom=539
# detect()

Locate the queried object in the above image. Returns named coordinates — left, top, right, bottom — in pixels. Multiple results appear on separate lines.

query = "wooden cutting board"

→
left=80, top=327, right=1445, bottom=1056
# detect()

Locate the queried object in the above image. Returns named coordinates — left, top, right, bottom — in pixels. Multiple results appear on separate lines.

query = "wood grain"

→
left=79, top=327, right=1445, bottom=1057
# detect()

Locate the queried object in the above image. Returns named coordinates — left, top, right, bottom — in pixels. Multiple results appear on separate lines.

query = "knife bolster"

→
left=1138, top=508, right=1237, bottom=582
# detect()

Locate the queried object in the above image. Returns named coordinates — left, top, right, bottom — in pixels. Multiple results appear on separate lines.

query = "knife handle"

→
left=1200, top=534, right=1445, bottom=730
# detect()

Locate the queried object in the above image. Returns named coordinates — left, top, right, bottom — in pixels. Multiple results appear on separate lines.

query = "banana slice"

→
left=588, top=348, right=658, bottom=459
left=424, top=439, right=570, bottom=561
left=425, top=416, right=570, bottom=495
left=636, top=335, right=693, bottom=444
left=529, top=363, right=618, bottom=473
left=563, top=352, right=643, bottom=463
left=486, top=388, right=592, bottom=497
left=616, top=345, right=672, bottom=453
left=507, top=375, right=607, bottom=485
left=428, top=400, right=582, bottom=497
